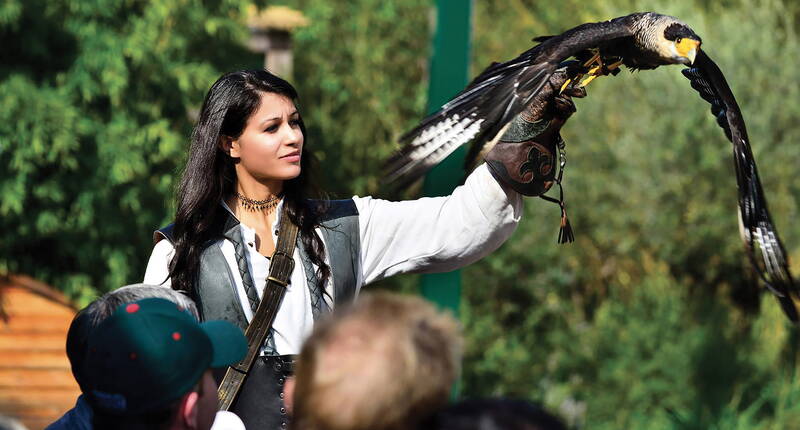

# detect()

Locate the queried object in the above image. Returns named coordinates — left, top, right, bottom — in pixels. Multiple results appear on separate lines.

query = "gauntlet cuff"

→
left=485, top=117, right=565, bottom=196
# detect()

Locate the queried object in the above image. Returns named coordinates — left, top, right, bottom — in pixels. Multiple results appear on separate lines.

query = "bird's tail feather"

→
left=385, top=63, right=551, bottom=187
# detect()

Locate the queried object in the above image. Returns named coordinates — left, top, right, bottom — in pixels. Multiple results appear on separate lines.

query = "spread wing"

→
left=682, top=50, right=798, bottom=322
left=383, top=16, right=636, bottom=188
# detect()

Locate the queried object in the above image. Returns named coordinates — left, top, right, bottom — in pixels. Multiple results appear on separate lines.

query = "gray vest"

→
left=154, top=200, right=360, bottom=331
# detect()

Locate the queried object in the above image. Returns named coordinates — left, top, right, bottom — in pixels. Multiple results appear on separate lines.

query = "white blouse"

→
left=143, top=164, right=523, bottom=354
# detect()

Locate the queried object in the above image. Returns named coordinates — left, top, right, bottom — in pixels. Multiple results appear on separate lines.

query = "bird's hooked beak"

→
left=675, top=38, right=701, bottom=65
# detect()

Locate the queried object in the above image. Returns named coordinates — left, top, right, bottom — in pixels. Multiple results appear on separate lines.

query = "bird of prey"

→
left=384, top=12, right=798, bottom=321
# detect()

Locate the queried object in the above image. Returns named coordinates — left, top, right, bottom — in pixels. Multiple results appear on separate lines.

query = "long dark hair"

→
left=169, top=70, right=329, bottom=294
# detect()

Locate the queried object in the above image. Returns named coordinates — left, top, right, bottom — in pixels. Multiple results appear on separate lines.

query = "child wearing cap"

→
left=83, top=297, right=247, bottom=430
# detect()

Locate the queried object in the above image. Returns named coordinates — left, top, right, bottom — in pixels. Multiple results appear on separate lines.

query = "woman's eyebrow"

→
left=259, top=116, right=281, bottom=127
left=258, top=111, right=299, bottom=126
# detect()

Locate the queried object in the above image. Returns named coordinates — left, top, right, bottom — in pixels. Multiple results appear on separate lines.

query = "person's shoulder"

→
left=309, top=198, right=359, bottom=222
left=153, top=203, right=234, bottom=246
left=153, top=223, right=176, bottom=245
left=45, top=395, right=93, bottom=430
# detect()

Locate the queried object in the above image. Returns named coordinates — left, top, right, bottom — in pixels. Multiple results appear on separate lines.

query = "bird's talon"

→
left=606, top=59, right=624, bottom=71
left=579, top=74, right=599, bottom=87
left=582, top=52, right=601, bottom=67
left=559, top=79, right=573, bottom=94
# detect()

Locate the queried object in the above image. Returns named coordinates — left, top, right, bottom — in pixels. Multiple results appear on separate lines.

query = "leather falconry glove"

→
left=484, top=68, right=585, bottom=243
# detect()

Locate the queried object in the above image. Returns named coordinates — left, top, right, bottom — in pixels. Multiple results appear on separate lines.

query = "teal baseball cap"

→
left=85, top=298, right=247, bottom=415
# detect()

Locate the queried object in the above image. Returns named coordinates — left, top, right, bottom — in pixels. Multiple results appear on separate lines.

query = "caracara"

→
left=385, top=12, right=798, bottom=321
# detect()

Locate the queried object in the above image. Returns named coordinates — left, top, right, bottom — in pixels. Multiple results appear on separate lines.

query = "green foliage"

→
left=2, top=0, right=800, bottom=428
left=0, top=0, right=261, bottom=304
left=461, top=0, right=800, bottom=427
left=285, top=0, right=430, bottom=196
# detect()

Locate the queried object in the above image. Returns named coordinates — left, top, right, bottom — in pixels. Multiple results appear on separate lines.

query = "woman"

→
left=144, top=69, right=572, bottom=428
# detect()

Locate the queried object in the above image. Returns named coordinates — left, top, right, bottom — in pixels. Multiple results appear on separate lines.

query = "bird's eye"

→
left=676, top=37, right=682, bottom=43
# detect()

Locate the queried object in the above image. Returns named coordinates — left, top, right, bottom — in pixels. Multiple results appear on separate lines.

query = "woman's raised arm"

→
left=355, top=164, right=523, bottom=285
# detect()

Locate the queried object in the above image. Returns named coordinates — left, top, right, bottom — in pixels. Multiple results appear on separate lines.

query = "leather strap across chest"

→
left=217, top=207, right=299, bottom=410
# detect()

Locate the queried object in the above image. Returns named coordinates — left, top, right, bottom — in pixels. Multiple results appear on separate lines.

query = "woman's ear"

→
left=219, top=136, right=240, bottom=158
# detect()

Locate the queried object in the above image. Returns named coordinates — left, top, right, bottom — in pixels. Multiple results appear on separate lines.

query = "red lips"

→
left=280, top=151, right=301, bottom=162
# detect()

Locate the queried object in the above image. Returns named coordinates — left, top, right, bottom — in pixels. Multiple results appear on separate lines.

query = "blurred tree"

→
left=0, top=0, right=432, bottom=298
left=0, top=0, right=262, bottom=303
left=285, top=0, right=430, bottom=197
left=462, top=0, right=800, bottom=427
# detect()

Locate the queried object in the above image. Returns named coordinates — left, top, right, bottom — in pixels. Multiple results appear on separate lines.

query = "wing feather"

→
left=682, top=50, right=798, bottom=321
left=384, top=16, right=636, bottom=186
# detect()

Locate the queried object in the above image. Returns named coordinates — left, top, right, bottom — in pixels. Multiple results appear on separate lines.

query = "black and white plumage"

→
left=385, top=12, right=798, bottom=321
left=385, top=12, right=701, bottom=186
left=682, top=52, right=797, bottom=321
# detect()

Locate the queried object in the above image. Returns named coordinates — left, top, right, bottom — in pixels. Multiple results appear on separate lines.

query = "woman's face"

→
left=228, top=92, right=304, bottom=183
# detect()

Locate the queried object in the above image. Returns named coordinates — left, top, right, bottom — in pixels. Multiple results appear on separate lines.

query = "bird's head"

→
left=635, top=13, right=702, bottom=65
left=662, top=22, right=702, bottom=65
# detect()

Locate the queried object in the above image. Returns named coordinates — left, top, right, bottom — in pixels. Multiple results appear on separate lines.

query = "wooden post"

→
left=246, top=6, right=309, bottom=79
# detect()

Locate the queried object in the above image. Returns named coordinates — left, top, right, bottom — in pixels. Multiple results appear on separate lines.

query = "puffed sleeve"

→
left=355, top=163, right=523, bottom=285
left=143, top=239, right=175, bottom=287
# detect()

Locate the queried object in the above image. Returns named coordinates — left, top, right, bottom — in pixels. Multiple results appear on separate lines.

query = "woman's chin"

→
left=267, top=167, right=302, bottom=182
left=284, top=165, right=302, bottom=180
